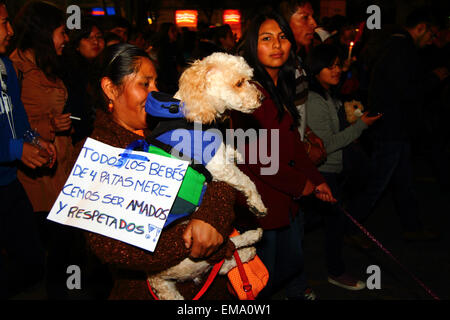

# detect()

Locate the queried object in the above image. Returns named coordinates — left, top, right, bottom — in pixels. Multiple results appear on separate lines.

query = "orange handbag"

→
left=147, top=228, right=269, bottom=300
left=227, top=229, right=269, bottom=300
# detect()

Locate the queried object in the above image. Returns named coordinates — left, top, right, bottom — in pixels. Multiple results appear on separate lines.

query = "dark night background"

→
left=2, top=0, right=449, bottom=304
left=5, top=0, right=450, bottom=30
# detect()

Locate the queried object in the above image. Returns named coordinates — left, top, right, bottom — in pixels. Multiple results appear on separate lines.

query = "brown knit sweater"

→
left=72, top=110, right=237, bottom=300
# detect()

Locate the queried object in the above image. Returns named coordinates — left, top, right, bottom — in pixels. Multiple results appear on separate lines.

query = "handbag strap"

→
left=147, top=259, right=225, bottom=300
left=233, top=250, right=255, bottom=300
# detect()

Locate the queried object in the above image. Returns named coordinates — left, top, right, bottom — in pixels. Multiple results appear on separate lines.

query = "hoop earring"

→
left=108, top=100, right=114, bottom=112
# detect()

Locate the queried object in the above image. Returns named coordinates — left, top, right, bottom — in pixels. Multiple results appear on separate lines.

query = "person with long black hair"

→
left=72, top=43, right=237, bottom=299
left=231, top=11, right=335, bottom=300
left=10, top=1, right=72, bottom=214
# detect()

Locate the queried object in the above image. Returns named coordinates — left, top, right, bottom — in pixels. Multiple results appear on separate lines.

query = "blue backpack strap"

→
left=145, top=91, right=184, bottom=118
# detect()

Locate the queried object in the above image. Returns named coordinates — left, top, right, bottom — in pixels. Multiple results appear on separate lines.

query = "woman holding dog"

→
left=231, top=11, right=336, bottom=300
left=304, top=43, right=381, bottom=290
left=70, top=43, right=236, bottom=299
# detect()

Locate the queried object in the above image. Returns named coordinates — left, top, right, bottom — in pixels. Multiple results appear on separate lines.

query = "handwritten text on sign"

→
left=47, top=138, right=189, bottom=252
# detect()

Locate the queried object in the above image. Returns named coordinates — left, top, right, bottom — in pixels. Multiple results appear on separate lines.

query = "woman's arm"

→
left=84, top=181, right=237, bottom=272
left=183, top=181, right=236, bottom=258
left=306, top=93, right=367, bottom=154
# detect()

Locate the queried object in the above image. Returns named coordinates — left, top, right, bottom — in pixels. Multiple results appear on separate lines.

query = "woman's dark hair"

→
left=96, top=43, right=151, bottom=110
left=153, top=22, right=177, bottom=50
left=213, top=24, right=232, bottom=44
left=279, top=0, right=313, bottom=24
left=104, top=32, right=122, bottom=45
left=66, top=17, right=104, bottom=51
left=242, top=11, right=299, bottom=124
left=103, top=15, right=131, bottom=33
left=405, top=6, right=441, bottom=29
left=13, top=1, right=66, bottom=81
left=305, top=43, right=340, bottom=99
left=62, top=17, right=104, bottom=75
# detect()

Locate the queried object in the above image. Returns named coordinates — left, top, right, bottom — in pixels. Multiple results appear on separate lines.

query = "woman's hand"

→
left=38, top=138, right=57, bottom=168
left=301, top=179, right=315, bottom=196
left=21, top=142, right=50, bottom=169
left=360, top=112, right=382, bottom=126
left=182, top=219, right=224, bottom=258
left=51, top=113, right=72, bottom=132
left=314, top=182, right=337, bottom=203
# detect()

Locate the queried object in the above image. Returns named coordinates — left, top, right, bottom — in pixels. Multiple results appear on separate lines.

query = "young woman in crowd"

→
left=231, top=11, right=336, bottom=300
left=73, top=43, right=237, bottom=299
left=10, top=0, right=74, bottom=299
left=305, top=43, right=381, bottom=290
left=10, top=1, right=72, bottom=214
left=62, top=16, right=105, bottom=145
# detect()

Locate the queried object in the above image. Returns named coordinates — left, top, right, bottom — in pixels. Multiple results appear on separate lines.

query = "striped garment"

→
left=295, top=57, right=309, bottom=140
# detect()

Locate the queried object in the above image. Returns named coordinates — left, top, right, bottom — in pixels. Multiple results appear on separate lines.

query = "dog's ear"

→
left=204, top=66, right=219, bottom=86
left=177, top=61, right=218, bottom=124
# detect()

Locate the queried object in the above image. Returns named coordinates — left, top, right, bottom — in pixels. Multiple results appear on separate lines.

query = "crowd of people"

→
left=0, top=0, right=448, bottom=300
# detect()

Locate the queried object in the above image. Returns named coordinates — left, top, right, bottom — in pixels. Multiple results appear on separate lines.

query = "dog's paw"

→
left=242, top=228, right=263, bottom=244
left=234, top=149, right=244, bottom=162
left=193, top=276, right=202, bottom=285
left=236, top=247, right=257, bottom=263
left=248, top=196, right=267, bottom=217
left=249, top=206, right=267, bottom=217
left=147, top=277, right=186, bottom=300
left=230, top=228, right=263, bottom=248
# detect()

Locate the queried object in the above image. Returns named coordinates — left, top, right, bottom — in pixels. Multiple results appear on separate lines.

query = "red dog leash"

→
left=339, top=204, right=440, bottom=300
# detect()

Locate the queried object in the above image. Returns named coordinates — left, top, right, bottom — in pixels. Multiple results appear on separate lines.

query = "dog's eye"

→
left=235, top=80, right=244, bottom=87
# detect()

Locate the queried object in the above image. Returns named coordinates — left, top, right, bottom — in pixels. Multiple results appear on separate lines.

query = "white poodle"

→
left=147, top=52, right=267, bottom=300
left=174, top=52, right=267, bottom=216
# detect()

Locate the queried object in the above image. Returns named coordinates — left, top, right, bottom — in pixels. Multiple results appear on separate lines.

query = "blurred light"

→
left=223, top=10, right=241, bottom=24
left=92, top=7, right=115, bottom=16
left=92, top=7, right=104, bottom=16
left=175, top=10, right=198, bottom=28
left=148, top=17, right=153, bottom=25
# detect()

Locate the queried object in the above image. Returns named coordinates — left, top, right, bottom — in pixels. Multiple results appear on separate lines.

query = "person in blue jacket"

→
left=0, top=0, right=55, bottom=299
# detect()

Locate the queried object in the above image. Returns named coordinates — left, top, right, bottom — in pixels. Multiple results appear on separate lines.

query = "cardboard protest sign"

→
left=47, top=138, right=189, bottom=252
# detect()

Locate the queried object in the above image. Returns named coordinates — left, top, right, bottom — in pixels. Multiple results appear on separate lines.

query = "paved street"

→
left=283, top=153, right=450, bottom=301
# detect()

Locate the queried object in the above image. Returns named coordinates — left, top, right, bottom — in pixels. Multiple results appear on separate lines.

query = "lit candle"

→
left=348, top=41, right=354, bottom=60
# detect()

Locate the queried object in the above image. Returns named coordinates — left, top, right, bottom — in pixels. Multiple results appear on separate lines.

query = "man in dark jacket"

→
left=0, top=1, right=55, bottom=298
left=347, top=7, right=447, bottom=241
left=280, top=0, right=327, bottom=165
